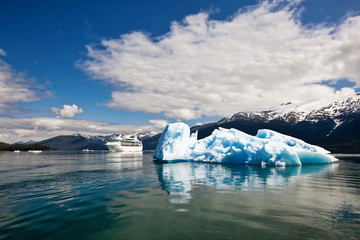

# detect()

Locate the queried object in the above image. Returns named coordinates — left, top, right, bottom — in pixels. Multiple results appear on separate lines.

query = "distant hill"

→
left=35, top=132, right=158, bottom=150
left=141, top=134, right=162, bottom=150
left=36, top=135, right=108, bottom=150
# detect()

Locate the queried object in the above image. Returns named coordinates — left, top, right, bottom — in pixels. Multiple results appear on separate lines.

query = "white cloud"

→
left=0, top=116, right=160, bottom=143
left=0, top=48, right=6, bottom=56
left=149, top=119, right=169, bottom=130
left=51, top=104, right=84, bottom=118
left=0, top=51, right=44, bottom=113
left=79, top=1, right=360, bottom=120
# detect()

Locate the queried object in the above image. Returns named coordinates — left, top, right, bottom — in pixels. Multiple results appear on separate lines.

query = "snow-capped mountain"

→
left=31, top=93, right=360, bottom=152
left=193, top=93, right=360, bottom=153
left=73, top=134, right=117, bottom=145
left=35, top=131, right=161, bottom=150
left=219, top=93, right=360, bottom=128
left=14, top=140, right=37, bottom=145
left=78, top=132, right=158, bottom=144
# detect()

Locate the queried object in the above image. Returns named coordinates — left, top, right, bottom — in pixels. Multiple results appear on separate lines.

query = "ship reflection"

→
left=106, top=152, right=143, bottom=169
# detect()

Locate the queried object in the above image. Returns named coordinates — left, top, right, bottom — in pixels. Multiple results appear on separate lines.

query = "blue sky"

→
left=0, top=0, right=359, bottom=142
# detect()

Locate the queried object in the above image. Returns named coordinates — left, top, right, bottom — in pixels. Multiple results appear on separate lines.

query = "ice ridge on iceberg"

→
left=154, top=122, right=338, bottom=166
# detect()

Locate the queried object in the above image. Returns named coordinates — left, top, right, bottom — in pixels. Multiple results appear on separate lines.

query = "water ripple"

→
left=0, top=152, right=359, bottom=239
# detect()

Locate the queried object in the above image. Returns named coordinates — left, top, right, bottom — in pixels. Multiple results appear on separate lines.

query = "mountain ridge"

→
left=35, top=132, right=158, bottom=150
left=192, top=93, right=360, bottom=153
left=218, top=93, right=360, bottom=126
left=19, top=93, right=360, bottom=153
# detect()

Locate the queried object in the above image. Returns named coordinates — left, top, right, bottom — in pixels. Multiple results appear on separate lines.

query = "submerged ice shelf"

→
left=154, top=122, right=338, bottom=166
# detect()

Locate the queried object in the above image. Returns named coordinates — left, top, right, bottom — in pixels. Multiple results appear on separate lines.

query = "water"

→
left=0, top=151, right=359, bottom=240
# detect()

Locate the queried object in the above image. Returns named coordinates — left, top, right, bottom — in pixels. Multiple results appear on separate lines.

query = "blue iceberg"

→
left=154, top=122, right=338, bottom=166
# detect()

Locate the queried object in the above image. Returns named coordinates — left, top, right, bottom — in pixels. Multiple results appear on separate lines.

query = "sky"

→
left=0, top=0, right=360, bottom=143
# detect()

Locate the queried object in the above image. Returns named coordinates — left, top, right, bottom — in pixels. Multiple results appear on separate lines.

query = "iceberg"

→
left=154, top=122, right=338, bottom=166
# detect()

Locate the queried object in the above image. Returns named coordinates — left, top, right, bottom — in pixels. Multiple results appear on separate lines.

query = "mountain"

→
left=218, top=93, right=360, bottom=127
left=141, top=133, right=162, bottom=150
left=192, top=93, right=360, bottom=153
left=36, top=132, right=158, bottom=150
left=37, top=135, right=108, bottom=150
left=14, top=140, right=37, bottom=145
left=33, top=93, right=360, bottom=152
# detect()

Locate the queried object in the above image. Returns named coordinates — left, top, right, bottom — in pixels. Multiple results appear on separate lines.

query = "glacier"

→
left=154, top=122, right=338, bottom=166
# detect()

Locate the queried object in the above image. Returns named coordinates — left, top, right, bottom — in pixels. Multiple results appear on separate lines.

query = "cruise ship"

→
left=105, top=135, right=143, bottom=152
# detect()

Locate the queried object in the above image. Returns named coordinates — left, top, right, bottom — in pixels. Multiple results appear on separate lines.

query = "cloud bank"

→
left=0, top=117, right=164, bottom=143
left=149, top=119, right=169, bottom=129
left=51, top=104, right=84, bottom=118
left=80, top=1, right=360, bottom=120
left=0, top=49, right=44, bottom=113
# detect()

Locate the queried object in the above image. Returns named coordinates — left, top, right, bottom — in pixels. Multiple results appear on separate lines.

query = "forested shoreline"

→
left=0, top=142, right=51, bottom=151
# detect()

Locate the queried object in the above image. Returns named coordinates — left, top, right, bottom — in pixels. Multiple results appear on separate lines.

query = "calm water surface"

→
left=0, top=151, right=359, bottom=240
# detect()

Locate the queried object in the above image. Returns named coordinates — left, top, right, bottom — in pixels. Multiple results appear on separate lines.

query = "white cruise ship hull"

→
left=106, top=143, right=143, bottom=152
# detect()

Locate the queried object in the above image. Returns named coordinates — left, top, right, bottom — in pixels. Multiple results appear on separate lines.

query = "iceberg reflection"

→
left=157, top=162, right=337, bottom=204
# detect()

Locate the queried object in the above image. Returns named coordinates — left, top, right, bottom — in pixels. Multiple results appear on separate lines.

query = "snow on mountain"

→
left=75, top=132, right=159, bottom=144
left=14, top=140, right=37, bottom=145
left=135, top=132, right=158, bottom=140
left=219, top=93, right=360, bottom=128
left=272, top=93, right=360, bottom=122
left=78, top=134, right=117, bottom=144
